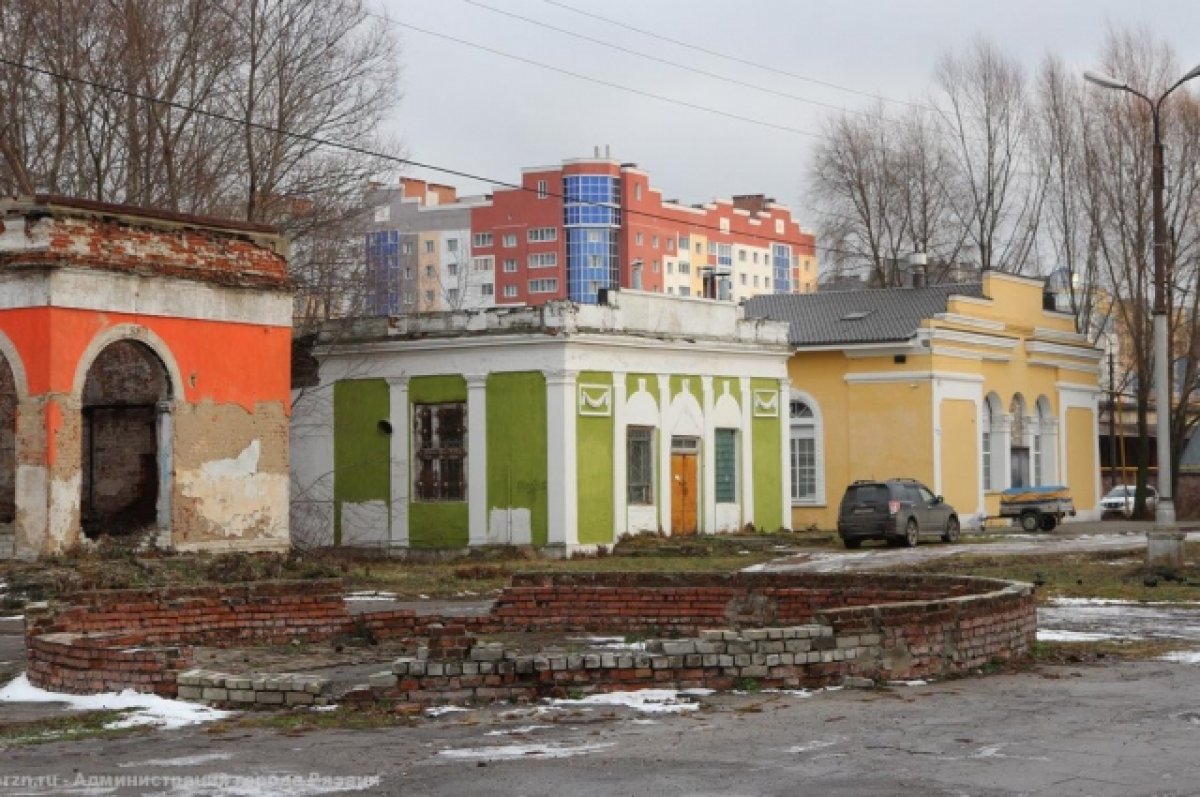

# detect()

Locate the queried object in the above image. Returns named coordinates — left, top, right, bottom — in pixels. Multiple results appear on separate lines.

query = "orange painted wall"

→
left=0, top=307, right=291, bottom=411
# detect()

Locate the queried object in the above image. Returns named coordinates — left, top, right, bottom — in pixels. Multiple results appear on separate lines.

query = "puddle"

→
left=1038, top=599, right=1200, bottom=643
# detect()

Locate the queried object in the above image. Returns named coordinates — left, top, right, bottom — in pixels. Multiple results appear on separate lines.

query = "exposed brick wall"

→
left=0, top=198, right=287, bottom=289
left=25, top=572, right=1035, bottom=700
left=0, top=353, right=13, bottom=523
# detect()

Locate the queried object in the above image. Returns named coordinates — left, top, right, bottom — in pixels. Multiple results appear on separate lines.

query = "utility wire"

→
left=461, top=0, right=895, bottom=123
left=0, top=53, right=972, bottom=266
left=542, top=0, right=934, bottom=114
left=376, top=15, right=820, bottom=138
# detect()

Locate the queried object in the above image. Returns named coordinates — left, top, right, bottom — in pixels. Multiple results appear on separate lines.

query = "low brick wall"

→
left=372, top=575, right=1035, bottom=704
left=23, top=571, right=1035, bottom=701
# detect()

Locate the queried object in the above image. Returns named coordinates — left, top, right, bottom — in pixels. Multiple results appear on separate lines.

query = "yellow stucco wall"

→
left=788, top=271, right=1102, bottom=530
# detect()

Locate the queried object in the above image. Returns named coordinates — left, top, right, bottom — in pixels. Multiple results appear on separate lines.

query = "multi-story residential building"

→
left=365, top=156, right=817, bottom=314
left=364, top=179, right=493, bottom=315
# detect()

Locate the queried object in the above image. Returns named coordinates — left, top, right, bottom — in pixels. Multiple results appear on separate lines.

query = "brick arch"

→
left=70, top=324, right=185, bottom=402
left=0, top=330, right=29, bottom=400
left=0, top=339, right=18, bottom=525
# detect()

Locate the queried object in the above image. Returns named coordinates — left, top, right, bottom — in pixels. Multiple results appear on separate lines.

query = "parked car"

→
left=1100, top=484, right=1158, bottom=518
left=836, top=478, right=960, bottom=549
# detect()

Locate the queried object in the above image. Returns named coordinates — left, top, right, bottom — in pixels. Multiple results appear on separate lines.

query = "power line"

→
left=377, top=15, right=820, bottom=139
left=460, top=0, right=895, bottom=123
left=0, top=53, right=948, bottom=264
left=542, top=0, right=934, bottom=114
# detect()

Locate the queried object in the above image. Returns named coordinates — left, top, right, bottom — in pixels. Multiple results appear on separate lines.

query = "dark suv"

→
left=836, top=479, right=960, bottom=549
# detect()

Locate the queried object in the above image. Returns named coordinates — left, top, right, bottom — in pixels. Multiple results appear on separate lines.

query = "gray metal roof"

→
left=744, top=283, right=985, bottom=346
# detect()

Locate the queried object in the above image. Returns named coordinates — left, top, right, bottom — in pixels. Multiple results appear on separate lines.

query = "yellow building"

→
left=748, top=271, right=1103, bottom=530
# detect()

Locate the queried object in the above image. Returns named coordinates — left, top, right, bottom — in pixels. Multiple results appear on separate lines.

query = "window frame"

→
left=714, top=428, right=738, bottom=504
left=412, top=402, right=467, bottom=502
left=626, top=426, right=655, bottom=505
left=789, top=392, right=824, bottom=505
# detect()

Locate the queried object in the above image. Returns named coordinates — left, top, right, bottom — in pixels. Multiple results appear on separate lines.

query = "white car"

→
left=1100, top=485, right=1158, bottom=518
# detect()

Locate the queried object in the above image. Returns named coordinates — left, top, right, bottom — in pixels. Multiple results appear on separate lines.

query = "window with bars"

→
left=627, top=426, right=654, bottom=505
left=715, top=429, right=737, bottom=503
left=413, top=403, right=466, bottom=501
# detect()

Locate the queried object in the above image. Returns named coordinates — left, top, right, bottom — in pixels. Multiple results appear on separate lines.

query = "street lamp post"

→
left=1084, top=66, right=1200, bottom=539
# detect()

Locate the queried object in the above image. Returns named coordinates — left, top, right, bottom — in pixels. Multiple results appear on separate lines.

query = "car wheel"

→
left=905, top=518, right=919, bottom=547
left=941, top=516, right=960, bottom=543
left=843, top=537, right=861, bottom=549
left=1039, top=514, right=1057, bottom=532
left=1020, top=512, right=1040, bottom=533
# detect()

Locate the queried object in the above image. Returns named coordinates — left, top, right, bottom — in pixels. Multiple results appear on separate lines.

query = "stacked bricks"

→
left=25, top=632, right=190, bottom=696
left=176, top=669, right=331, bottom=707
left=374, top=624, right=877, bottom=706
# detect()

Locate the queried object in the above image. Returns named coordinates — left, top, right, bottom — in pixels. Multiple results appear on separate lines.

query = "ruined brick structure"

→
left=0, top=196, right=292, bottom=557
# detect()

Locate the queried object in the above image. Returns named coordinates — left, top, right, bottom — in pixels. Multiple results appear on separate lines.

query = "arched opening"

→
left=982, top=392, right=1003, bottom=491
left=0, top=352, right=16, bottom=528
left=80, top=340, right=172, bottom=538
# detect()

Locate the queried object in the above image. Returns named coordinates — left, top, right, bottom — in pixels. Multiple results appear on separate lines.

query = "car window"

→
left=845, top=485, right=888, bottom=505
left=918, top=486, right=936, bottom=503
left=900, top=484, right=922, bottom=504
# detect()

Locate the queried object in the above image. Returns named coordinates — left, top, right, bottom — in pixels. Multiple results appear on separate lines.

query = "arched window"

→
left=982, top=392, right=1003, bottom=492
left=982, top=400, right=993, bottom=491
left=789, top=396, right=823, bottom=503
left=1009, top=394, right=1029, bottom=488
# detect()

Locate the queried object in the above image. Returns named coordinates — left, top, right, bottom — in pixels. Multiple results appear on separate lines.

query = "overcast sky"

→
left=376, top=0, right=1200, bottom=223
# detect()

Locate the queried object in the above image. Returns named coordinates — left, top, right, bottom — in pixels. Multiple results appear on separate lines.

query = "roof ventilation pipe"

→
left=909, top=252, right=928, bottom=288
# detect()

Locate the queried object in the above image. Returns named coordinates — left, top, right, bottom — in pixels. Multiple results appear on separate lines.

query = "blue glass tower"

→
left=563, top=174, right=620, bottom=304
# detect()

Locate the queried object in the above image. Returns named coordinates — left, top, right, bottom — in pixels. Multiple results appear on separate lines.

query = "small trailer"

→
left=998, top=485, right=1076, bottom=532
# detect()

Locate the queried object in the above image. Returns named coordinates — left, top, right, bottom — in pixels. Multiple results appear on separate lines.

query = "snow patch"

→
left=118, top=753, right=234, bottom=768
left=425, top=705, right=473, bottom=718
left=1037, top=629, right=1117, bottom=642
left=438, top=742, right=614, bottom=761
left=0, top=674, right=230, bottom=729
left=545, top=688, right=713, bottom=714
left=484, top=724, right=552, bottom=737
left=566, top=636, right=647, bottom=651
left=343, top=591, right=398, bottom=601
left=1160, top=650, right=1200, bottom=664
left=787, top=739, right=838, bottom=754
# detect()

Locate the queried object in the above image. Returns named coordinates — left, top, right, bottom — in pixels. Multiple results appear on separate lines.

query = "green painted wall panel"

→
left=333, top=379, right=391, bottom=544
left=751, top=378, right=784, bottom=531
left=576, top=372, right=614, bottom=545
left=669, top=374, right=702, bottom=403
left=407, top=375, right=468, bottom=548
left=486, top=372, right=548, bottom=546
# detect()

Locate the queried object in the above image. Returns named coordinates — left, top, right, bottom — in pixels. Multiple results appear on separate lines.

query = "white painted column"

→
left=998, top=415, right=1014, bottom=491
left=545, top=369, right=578, bottom=548
left=386, top=376, right=410, bottom=549
left=657, top=375, right=672, bottom=535
left=465, top=373, right=489, bottom=546
left=612, top=372, right=627, bottom=541
left=1042, top=419, right=1060, bottom=485
left=701, top=376, right=716, bottom=534
left=778, top=378, right=790, bottom=531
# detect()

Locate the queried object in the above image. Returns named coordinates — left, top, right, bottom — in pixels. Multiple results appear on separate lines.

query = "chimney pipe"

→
left=594, top=145, right=600, bottom=158
left=909, top=252, right=928, bottom=288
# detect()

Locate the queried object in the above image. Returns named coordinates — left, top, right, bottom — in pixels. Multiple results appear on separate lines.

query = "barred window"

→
left=413, top=403, right=466, bottom=501
left=715, top=429, right=737, bottom=503
left=627, top=426, right=654, bottom=505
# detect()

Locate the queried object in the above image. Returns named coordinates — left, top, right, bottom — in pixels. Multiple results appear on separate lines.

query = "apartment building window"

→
left=504, top=285, right=518, bottom=298
left=503, top=259, right=517, bottom=273
left=481, top=283, right=494, bottom=296
left=634, top=183, right=642, bottom=201
left=404, top=267, right=412, bottom=280
left=715, top=429, right=737, bottom=503
left=413, top=403, right=466, bottom=501
left=740, top=274, right=747, bottom=286
left=446, top=288, right=459, bottom=304
left=425, top=265, right=434, bottom=278
left=678, top=262, right=690, bottom=275
left=472, top=232, right=493, bottom=248
left=679, top=236, right=689, bottom=250
left=652, top=235, right=659, bottom=249
left=667, top=287, right=674, bottom=295
left=652, top=260, right=659, bottom=273
left=528, top=227, right=558, bottom=242
left=502, top=233, right=517, bottom=248
left=528, top=278, right=559, bottom=294
left=401, top=241, right=414, bottom=255
left=695, top=241, right=702, bottom=254
left=529, top=253, right=557, bottom=268
left=626, top=426, right=654, bottom=504
left=447, top=238, right=458, bottom=252
left=424, top=240, right=435, bottom=254
left=752, top=252, right=759, bottom=264
left=667, top=262, right=674, bottom=274
left=754, top=275, right=760, bottom=288
left=635, top=232, right=644, bottom=246
left=424, top=289, right=434, bottom=304
left=718, top=244, right=732, bottom=266
left=719, top=218, right=730, bottom=233
left=587, top=229, right=603, bottom=244
left=708, top=242, right=717, bottom=255
left=667, top=238, right=675, bottom=253
left=537, top=179, right=548, bottom=199
left=679, top=286, right=691, bottom=297
left=447, top=263, right=458, bottom=277
left=738, top=250, right=746, bottom=262
left=472, top=257, right=494, bottom=272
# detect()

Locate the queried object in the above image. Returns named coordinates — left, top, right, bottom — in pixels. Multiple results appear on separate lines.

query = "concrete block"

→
left=256, top=691, right=284, bottom=704
left=201, top=687, right=228, bottom=701
left=227, top=677, right=253, bottom=690
left=229, top=689, right=256, bottom=703
left=176, top=685, right=203, bottom=700
left=369, top=673, right=398, bottom=690
left=286, top=691, right=315, bottom=705
left=661, top=641, right=695, bottom=656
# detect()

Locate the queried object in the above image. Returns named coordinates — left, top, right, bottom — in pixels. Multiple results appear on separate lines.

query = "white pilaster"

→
left=701, top=376, right=716, bottom=534
left=386, top=376, right=410, bottom=548
left=465, top=373, right=489, bottom=546
left=545, top=369, right=579, bottom=547
left=657, top=375, right=672, bottom=534
left=778, top=378, right=790, bottom=530
left=612, top=372, right=627, bottom=541
left=998, top=415, right=1014, bottom=491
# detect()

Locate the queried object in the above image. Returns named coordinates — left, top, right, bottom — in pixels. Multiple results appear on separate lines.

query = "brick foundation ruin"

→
left=23, top=571, right=1036, bottom=705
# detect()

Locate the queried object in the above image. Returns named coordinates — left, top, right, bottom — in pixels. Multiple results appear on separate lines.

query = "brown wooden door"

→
left=671, top=450, right=698, bottom=535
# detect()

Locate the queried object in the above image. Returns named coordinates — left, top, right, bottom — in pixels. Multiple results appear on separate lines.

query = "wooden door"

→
left=671, top=448, right=698, bottom=535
